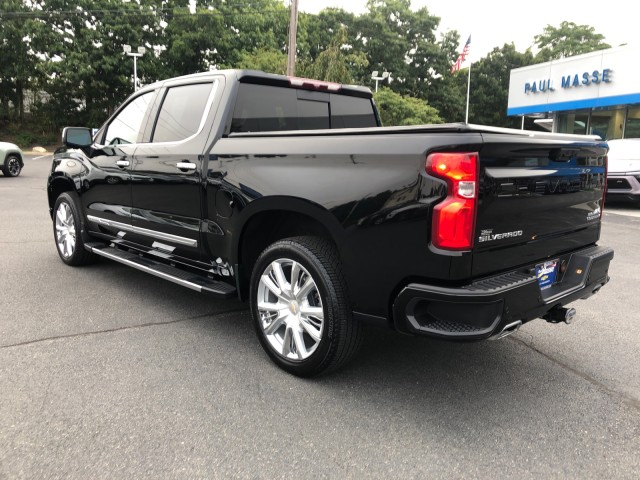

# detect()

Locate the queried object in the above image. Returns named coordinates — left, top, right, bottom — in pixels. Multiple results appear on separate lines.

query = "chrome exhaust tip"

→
left=564, top=307, right=577, bottom=325
left=490, top=320, right=522, bottom=340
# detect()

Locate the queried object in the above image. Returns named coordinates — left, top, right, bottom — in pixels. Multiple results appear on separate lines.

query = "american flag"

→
left=451, top=35, right=471, bottom=73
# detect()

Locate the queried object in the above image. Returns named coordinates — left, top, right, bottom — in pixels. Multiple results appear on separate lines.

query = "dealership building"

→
left=507, top=45, right=640, bottom=139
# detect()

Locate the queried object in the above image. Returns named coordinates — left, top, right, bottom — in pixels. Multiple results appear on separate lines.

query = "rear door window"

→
left=152, top=83, right=214, bottom=143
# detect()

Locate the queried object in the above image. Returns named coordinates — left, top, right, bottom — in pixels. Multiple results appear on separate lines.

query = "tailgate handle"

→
left=550, top=148, right=578, bottom=162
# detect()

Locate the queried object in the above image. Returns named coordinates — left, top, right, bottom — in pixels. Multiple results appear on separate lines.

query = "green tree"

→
left=214, top=0, right=289, bottom=69
left=373, top=87, right=441, bottom=126
left=297, top=8, right=359, bottom=73
left=427, top=30, right=467, bottom=123
left=0, top=0, right=484, bottom=135
left=159, top=4, right=227, bottom=77
left=0, top=0, right=41, bottom=122
left=534, top=21, right=610, bottom=62
left=160, top=0, right=289, bottom=74
left=237, top=48, right=287, bottom=75
left=304, top=26, right=368, bottom=83
left=469, top=43, right=535, bottom=127
left=355, top=0, right=440, bottom=93
left=352, top=1, right=462, bottom=121
left=30, top=0, right=163, bottom=128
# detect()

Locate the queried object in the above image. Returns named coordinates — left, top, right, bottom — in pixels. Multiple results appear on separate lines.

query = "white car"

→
left=0, top=141, right=24, bottom=177
left=606, top=139, right=640, bottom=202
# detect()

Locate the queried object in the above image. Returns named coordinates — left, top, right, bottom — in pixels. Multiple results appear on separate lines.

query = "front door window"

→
left=104, top=91, right=154, bottom=145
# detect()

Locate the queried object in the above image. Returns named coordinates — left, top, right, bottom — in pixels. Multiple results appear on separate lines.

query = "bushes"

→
left=0, top=119, right=58, bottom=149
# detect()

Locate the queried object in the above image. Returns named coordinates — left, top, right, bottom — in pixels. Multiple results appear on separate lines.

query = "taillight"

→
left=426, top=152, right=479, bottom=251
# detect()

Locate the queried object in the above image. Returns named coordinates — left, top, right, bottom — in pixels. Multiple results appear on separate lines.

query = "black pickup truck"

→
left=48, top=70, right=613, bottom=376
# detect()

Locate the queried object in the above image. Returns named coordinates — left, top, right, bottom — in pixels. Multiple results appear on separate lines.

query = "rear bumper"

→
left=392, top=245, right=614, bottom=340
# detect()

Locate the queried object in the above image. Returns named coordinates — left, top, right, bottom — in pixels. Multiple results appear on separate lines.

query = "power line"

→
left=0, top=8, right=289, bottom=19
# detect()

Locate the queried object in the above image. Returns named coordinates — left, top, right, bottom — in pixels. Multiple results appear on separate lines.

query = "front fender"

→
left=0, top=143, right=23, bottom=166
left=47, top=152, right=92, bottom=215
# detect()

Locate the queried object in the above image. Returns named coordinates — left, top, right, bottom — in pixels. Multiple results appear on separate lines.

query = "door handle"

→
left=176, top=161, right=197, bottom=171
left=116, top=159, right=130, bottom=168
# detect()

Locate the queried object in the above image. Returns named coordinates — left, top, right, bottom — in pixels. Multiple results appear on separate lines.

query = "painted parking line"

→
left=32, top=155, right=51, bottom=161
left=605, top=208, right=640, bottom=218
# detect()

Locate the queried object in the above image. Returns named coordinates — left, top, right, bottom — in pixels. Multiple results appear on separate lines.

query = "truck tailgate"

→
left=472, top=134, right=607, bottom=277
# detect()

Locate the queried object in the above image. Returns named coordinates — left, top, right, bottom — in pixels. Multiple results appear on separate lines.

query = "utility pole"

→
left=287, top=0, right=299, bottom=76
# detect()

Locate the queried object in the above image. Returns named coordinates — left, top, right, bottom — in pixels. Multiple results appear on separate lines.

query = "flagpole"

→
left=451, top=34, right=471, bottom=123
left=465, top=62, right=471, bottom=124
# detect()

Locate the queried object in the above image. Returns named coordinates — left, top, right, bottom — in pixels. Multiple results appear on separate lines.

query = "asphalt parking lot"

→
left=1, top=153, right=639, bottom=479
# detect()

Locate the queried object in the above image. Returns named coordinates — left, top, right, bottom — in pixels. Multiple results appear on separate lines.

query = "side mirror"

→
left=62, top=127, right=93, bottom=148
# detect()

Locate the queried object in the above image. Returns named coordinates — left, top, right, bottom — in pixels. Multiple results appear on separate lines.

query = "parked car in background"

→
left=607, top=138, right=640, bottom=203
left=0, top=142, right=24, bottom=177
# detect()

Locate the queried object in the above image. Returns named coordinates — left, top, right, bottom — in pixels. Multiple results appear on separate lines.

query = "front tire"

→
left=2, top=155, right=22, bottom=177
left=53, top=192, right=96, bottom=266
left=250, top=237, right=362, bottom=377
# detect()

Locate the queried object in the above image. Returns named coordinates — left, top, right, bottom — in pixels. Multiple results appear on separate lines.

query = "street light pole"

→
left=123, top=45, right=146, bottom=91
left=370, top=71, right=391, bottom=92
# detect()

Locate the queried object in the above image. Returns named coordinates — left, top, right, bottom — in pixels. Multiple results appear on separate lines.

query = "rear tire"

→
left=250, top=236, right=362, bottom=377
left=53, top=192, right=97, bottom=266
left=2, top=154, right=22, bottom=177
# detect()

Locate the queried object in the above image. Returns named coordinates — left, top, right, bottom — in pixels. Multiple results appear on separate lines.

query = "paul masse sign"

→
left=523, top=68, right=611, bottom=94
left=507, top=46, right=640, bottom=115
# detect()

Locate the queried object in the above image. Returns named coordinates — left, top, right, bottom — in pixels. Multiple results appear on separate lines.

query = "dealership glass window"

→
left=588, top=110, right=612, bottom=139
left=589, top=109, right=624, bottom=140
left=611, top=109, right=626, bottom=139
left=624, top=107, right=640, bottom=138
left=557, top=112, right=589, bottom=135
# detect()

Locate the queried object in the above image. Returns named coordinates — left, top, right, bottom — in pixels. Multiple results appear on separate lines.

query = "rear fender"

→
left=233, top=196, right=346, bottom=265
left=229, top=196, right=347, bottom=299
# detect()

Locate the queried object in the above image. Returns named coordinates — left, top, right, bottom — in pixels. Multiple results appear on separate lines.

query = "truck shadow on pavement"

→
left=101, top=261, right=629, bottom=410
left=86, top=262, right=638, bottom=444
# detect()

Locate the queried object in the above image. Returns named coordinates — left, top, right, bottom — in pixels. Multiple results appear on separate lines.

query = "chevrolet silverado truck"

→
left=47, top=70, right=613, bottom=376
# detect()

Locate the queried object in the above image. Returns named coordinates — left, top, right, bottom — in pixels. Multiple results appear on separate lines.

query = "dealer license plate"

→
left=536, top=260, right=559, bottom=290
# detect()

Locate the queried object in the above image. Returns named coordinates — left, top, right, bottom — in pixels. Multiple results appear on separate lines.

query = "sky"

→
left=296, top=0, right=635, bottom=59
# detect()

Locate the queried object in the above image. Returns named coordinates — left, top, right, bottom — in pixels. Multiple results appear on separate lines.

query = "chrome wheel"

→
left=251, top=237, right=362, bottom=376
left=55, top=202, right=76, bottom=258
left=257, top=258, right=324, bottom=361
